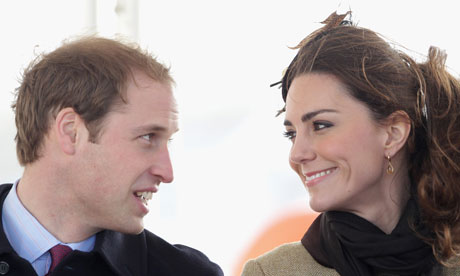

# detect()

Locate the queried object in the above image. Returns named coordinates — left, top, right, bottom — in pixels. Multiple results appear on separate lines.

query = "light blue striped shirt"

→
left=2, top=180, right=95, bottom=276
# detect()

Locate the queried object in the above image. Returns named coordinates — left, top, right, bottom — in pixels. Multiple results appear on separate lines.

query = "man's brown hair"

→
left=13, top=36, right=173, bottom=165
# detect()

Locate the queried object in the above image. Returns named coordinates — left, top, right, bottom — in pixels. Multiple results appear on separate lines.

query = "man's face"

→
left=72, top=71, right=178, bottom=235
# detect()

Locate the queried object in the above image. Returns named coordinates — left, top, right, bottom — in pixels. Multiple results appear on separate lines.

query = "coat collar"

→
left=94, top=230, right=148, bottom=276
left=0, top=184, right=15, bottom=255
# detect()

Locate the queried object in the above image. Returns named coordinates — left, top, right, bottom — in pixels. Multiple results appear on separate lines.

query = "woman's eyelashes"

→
left=283, top=130, right=296, bottom=140
left=283, top=121, right=333, bottom=140
left=313, top=121, right=333, bottom=131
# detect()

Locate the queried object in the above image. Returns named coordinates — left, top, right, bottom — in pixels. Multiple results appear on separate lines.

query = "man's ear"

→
left=55, top=107, right=85, bottom=155
left=383, top=110, right=411, bottom=156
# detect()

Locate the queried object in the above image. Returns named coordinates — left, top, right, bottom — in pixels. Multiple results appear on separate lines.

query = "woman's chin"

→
left=309, top=200, right=328, bottom=213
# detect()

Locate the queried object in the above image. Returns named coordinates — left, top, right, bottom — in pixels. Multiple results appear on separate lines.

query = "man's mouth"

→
left=135, top=191, right=153, bottom=206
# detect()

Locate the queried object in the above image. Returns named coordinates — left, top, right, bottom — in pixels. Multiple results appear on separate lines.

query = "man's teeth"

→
left=136, top=191, right=153, bottom=205
left=306, top=169, right=334, bottom=182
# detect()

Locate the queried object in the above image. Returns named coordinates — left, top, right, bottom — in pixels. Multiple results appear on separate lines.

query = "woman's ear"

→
left=383, top=110, right=411, bottom=156
left=54, top=107, right=82, bottom=155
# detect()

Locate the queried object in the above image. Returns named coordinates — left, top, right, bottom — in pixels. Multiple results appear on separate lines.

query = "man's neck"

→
left=18, top=164, right=100, bottom=243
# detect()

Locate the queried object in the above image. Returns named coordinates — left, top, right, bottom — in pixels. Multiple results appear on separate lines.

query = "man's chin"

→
left=127, top=225, right=145, bottom=235
left=110, top=222, right=144, bottom=235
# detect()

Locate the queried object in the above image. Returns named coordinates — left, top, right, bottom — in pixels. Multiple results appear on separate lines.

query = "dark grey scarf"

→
left=301, top=199, right=436, bottom=276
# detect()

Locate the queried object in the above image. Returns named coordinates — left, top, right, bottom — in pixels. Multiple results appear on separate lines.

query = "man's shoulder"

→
left=96, top=229, right=223, bottom=276
left=141, top=229, right=223, bottom=275
left=242, top=242, right=339, bottom=276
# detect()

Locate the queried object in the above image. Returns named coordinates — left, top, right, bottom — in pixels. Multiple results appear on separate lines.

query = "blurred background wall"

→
left=1, top=1, right=459, bottom=275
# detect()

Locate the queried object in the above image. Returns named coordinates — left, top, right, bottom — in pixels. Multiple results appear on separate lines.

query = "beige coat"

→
left=241, top=242, right=460, bottom=276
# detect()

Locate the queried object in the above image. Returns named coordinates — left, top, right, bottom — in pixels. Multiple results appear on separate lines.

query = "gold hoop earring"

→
left=386, top=155, right=394, bottom=174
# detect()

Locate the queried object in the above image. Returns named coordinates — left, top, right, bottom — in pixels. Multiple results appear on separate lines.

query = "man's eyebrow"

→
left=283, top=109, right=338, bottom=126
left=132, top=125, right=168, bottom=134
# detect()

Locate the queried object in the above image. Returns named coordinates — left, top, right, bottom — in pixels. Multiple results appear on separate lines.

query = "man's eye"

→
left=313, top=121, right=333, bottom=131
left=283, top=131, right=296, bottom=140
left=141, top=133, right=155, bottom=141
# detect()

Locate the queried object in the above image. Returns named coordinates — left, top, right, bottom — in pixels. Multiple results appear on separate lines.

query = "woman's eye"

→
left=313, top=121, right=332, bottom=131
left=283, top=130, right=296, bottom=140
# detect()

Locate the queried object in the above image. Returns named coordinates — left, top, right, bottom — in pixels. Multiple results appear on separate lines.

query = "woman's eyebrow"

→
left=284, top=109, right=338, bottom=126
left=301, top=109, right=338, bottom=122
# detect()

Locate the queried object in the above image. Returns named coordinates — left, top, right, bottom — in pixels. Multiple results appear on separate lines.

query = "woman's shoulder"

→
left=241, top=242, right=339, bottom=276
left=240, top=241, right=460, bottom=276
left=439, top=261, right=460, bottom=276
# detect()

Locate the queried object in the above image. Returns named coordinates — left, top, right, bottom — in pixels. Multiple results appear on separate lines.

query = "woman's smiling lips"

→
left=303, top=168, right=336, bottom=187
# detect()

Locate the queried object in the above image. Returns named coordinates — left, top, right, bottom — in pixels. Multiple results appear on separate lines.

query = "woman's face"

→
left=284, top=73, right=389, bottom=214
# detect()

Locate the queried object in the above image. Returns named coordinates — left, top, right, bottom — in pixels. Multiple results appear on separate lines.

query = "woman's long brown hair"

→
left=278, top=12, right=460, bottom=265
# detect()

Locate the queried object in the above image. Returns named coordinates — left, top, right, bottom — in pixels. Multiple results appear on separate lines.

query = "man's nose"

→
left=150, top=146, right=174, bottom=183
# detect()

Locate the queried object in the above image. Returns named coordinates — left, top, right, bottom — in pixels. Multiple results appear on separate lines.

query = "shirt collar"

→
left=2, top=180, right=95, bottom=263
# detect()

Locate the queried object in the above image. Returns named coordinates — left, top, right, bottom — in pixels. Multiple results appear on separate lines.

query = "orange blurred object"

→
left=233, top=211, right=319, bottom=276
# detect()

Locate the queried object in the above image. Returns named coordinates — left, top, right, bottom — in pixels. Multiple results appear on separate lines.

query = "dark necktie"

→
left=46, top=244, right=72, bottom=275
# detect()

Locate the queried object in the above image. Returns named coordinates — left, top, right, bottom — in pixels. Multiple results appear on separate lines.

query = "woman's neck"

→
left=353, top=173, right=411, bottom=234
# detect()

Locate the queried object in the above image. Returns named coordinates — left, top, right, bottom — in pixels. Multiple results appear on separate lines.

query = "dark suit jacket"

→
left=0, top=184, right=223, bottom=275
